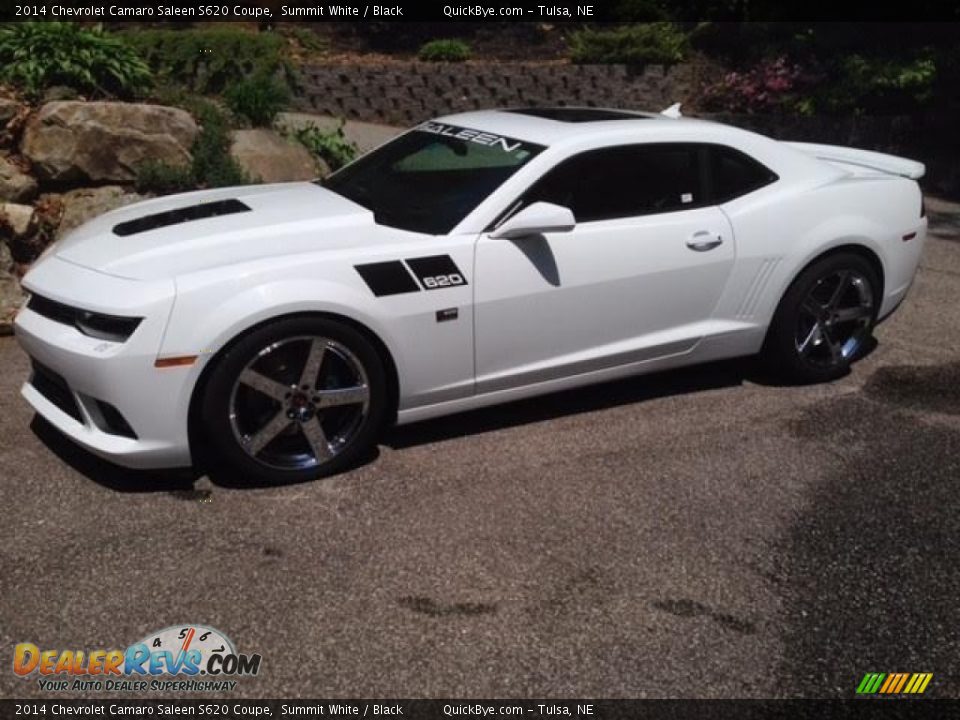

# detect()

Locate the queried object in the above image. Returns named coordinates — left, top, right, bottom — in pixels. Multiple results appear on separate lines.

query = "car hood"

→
left=53, top=183, right=374, bottom=281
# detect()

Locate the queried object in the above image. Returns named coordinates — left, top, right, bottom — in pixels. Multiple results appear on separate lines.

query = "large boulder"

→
left=21, top=101, right=198, bottom=185
left=57, top=186, right=145, bottom=239
left=0, top=156, right=36, bottom=202
left=229, top=129, right=320, bottom=184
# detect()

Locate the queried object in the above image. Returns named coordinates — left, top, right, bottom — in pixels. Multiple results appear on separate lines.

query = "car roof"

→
left=432, top=107, right=719, bottom=146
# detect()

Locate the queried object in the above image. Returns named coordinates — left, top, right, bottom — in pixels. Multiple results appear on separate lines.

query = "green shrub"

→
left=0, top=22, right=151, bottom=99
left=824, top=54, right=937, bottom=114
left=290, top=121, right=358, bottom=172
left=224, top=73, right=291, bottom=127
left=124, top=28, right=294, bottom=95
left=418, top=39, right=471, bottom=63
left=288, top=27, right=328, bottom=54
left=134, top=160, right=195, bottom=195
left=190, top=101, right=252, bottom=187
left=568, top=23, right=688, bottom=65
left=136, top=100, right=252, bottom=194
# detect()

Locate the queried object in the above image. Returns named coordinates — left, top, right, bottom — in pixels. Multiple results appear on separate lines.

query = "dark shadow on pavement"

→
left=385, top=356, right=758, bottom=450
left=29, top=354, right=814, bottom=489
left=29, top=415, right=198, bottom=493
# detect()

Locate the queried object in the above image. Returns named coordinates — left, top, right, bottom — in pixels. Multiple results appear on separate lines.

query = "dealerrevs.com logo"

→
left=13, top=625, right=261, bottom=692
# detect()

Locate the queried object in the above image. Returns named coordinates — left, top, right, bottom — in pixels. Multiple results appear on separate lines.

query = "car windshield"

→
left=321, top=122, right=545, bottom=235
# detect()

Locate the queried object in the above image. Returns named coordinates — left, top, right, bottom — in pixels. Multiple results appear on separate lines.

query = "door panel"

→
left=474, top=206, right=735, bottom=391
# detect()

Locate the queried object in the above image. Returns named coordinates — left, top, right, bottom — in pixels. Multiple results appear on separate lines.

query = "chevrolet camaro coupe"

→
left=15, top=107, right=927, bottom=483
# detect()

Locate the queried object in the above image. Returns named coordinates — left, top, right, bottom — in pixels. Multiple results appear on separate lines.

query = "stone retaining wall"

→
left=293, top=61, right=699, bottom=125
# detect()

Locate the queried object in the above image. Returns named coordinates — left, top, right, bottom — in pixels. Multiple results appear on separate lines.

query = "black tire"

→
left=763, top=252, right=880, bottom=384
left=201, top=316, right=388, bottom=484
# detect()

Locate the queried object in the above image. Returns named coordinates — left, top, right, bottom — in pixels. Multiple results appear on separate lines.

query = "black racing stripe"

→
left=355, top=261, right=420, bottom=297
left=405, top=255, right=468, bottom=290
left=113, top=199, right=251, bottom=237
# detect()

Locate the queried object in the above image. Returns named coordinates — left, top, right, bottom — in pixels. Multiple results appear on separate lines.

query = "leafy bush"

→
left=136, top=100, right=251, bottom=194
left=124, top=28, right=293, bottom=95
left=701, top=56, right=806, bottom=114
left=189, top=101, right=252, bottom=188
left=290, top=121, right=358, bottom=172
left=702, top=52, right=938, bottom=116
left=568, top=23, right=688, bottom=65
left=0, top=22, right=151, bottom=99
left=418, top=39, right=472, bottom=62
left=823, top=55, right=937, bottom=114
left=134, top=160, right=195, bottom=195
left=224, top=73, right=291, bottom=127
left=287, top=27, right=328, bottom=54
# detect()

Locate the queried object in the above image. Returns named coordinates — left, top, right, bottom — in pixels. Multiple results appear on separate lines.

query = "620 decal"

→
left=421, top=273, right=465, bottom=289
left=405, top=256, right=469, bottom=291
left=354, top=255, right=468, bottom=297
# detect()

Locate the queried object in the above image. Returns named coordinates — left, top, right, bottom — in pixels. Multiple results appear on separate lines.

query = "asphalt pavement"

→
left=1, top=199, right=958, bottom=700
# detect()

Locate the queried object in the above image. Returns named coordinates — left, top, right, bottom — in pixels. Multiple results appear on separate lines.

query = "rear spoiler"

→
left=785, top=142, right=925, bottom=180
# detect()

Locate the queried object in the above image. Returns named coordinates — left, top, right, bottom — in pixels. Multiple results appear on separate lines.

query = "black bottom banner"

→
left=2, top=699, right=956, bottom=720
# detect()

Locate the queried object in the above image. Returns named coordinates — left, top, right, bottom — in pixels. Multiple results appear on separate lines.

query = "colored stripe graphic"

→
left=857, top=672, right=932, bottom=694
left=856, top=673, right=885, bottom=694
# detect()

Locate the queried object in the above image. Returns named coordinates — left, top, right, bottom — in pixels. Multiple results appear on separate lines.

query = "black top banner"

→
left=2, top=699, right=958, bottom=719
left=3, top=0, right=960, bottom=22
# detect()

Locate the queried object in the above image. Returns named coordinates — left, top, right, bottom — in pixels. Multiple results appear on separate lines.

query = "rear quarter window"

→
left=709, top=146, right=778, bottom=203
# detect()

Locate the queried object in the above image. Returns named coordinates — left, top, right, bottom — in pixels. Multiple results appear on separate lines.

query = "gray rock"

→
left=0, top=236, right=12, bottom=272
left=58, top=186, right=144, bottom=239
left=42, top=86, right=81, bottom=103
left=0, top=156, right=37, bottom=202
left=0, top=202, right=35, bottom=237
left=22, top=101, right=198, bottom=185
left=229, top=129, right=320, bottom=183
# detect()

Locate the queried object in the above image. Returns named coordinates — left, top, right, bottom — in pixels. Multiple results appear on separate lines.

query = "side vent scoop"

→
left=113, top=199, right=251, bottom=237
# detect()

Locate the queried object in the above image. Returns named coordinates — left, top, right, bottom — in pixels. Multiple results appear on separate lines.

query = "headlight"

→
left=27, top=294, right=143, bottom=342
left=74, top=310, right=143, bottom=342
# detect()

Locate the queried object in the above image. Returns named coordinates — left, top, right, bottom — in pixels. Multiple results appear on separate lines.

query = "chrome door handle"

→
left=686, top=231, right=723, bottom=252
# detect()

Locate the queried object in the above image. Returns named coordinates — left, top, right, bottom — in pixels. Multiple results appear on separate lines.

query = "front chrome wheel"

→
left=228, top=336, right=370, bottom=470
left=202, top=316, right=387, bottom=484
left=795, top=269, right=874, bottom=369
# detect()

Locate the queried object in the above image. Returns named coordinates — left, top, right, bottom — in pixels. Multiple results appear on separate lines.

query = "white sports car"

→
left=15, top=107, right=927, bottom=483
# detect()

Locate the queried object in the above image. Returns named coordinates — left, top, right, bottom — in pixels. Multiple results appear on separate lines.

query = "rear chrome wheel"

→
left=794, top=269, right=874, bottom=369
left=764, top=252, right=880, bottom=383
left=202, top=318, right=387, bottom=484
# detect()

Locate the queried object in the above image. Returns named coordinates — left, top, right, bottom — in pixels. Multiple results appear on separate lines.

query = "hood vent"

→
left=113, top=199, right=251, bottom=237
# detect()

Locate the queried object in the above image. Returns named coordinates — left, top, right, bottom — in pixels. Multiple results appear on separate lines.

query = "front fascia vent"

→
left=113, top=199, right=251, bottom=237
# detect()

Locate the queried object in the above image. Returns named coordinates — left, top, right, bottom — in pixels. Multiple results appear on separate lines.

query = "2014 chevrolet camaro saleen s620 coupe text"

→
left=15, top=107, right=927, bottom=483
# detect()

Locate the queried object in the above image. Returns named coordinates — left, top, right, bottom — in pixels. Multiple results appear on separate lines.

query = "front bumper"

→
left=14, top=256, right=195, bottom=469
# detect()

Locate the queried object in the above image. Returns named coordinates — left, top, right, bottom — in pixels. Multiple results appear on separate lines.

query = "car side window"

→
left=709, top=145, right=779, bottom=203
left=516, top=144, right=706, bottom=223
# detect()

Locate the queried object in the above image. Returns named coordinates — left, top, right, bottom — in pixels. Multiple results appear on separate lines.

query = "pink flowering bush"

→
left=702, top=56, right=807, bottom=114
